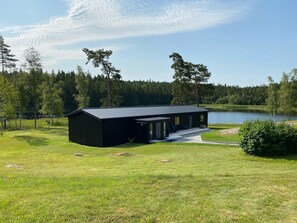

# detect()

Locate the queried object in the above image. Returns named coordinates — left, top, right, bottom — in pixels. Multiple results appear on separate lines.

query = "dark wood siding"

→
left=134, top=122, right=149, bottom=144
left=102, top=118, right=136, bottom=147
left=68, top=113, right=103, bottom=147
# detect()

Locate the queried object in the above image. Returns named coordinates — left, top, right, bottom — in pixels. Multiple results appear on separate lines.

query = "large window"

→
left=175, top=116, right=180, bottom=125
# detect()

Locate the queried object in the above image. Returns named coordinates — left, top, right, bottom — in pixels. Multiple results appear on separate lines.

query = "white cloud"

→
left=2, top=0, right=250, bottom=70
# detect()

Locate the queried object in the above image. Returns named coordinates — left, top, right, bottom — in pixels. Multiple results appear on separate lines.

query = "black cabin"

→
left=66, top=105, right=208, bottom=147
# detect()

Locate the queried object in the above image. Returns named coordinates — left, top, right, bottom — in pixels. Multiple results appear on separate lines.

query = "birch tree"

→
left=23, top=47, right=43, bottom=128
left=40, top=72, right=63, bottom=124
left=266, top=76, right=279, bottom=120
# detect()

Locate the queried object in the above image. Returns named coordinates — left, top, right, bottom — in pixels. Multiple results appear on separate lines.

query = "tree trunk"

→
left=195, top=82, right=199, bottom=106
left=34, top=113, right=37, bottom=128
left=3, top=119, right=6, bottom=129
left=19, top=108, right=22, bottom=129
left=107, top=73, right=112, bottom=107
left=34, top=103, right=37, bottom=128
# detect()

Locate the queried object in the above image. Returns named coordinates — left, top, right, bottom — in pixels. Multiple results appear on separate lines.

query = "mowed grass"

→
left=202, top=122, right=297, bottom=144
left=201, top=124, right=240, bottom=143
left=1, top=126, right=297, bottom=222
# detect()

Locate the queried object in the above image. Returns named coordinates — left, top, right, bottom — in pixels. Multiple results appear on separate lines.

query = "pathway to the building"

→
left=152, top=128, right=239, bottom=146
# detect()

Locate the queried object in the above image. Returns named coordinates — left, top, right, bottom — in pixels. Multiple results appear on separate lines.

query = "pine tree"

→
left=0, top=34, right=18, bottom=73
left=169, top=52, right=192, bottom=105
left=82, top=48, right=122, bottom=107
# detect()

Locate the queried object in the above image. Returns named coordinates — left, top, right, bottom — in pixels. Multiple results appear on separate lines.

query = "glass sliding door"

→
left=156, top=122, right=161, bottom=139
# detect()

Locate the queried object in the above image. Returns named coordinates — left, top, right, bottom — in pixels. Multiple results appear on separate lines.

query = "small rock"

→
left=110, top=152, right=134, bottom=157
left=160, top=159, right=172, bottom=163
left=5, top=164, right=23, bottom=169
left=74, top=153, right=84, bottom=156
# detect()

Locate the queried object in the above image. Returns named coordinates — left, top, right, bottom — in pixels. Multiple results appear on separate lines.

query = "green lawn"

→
left=1, top=126, right=297, bottom=222
left=201, top=124, right=240, bottom=143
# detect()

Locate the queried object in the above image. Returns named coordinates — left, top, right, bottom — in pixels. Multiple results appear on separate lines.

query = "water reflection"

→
left=209, top=111, right=297, bottom=124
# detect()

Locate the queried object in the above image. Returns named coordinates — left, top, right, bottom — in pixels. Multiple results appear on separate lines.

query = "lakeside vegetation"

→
left=1, top=125, right=297, bottom=222
left=200, top=104, right=268, bottom=112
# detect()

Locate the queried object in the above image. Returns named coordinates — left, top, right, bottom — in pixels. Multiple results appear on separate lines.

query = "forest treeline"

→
left=1, top=69, right=268, bottom=114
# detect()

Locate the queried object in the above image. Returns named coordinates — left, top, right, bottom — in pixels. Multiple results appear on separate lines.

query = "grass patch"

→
left=201, top=124, right=240, bottom=143
left=1, top=126, right=297, bottom=222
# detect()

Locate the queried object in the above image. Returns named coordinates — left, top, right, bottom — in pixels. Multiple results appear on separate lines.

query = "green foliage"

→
left=239, top=120, right=297, bottom=156
left=279, top=73, right=294, bottom=119
left=83, top=48, right=122, bottom=107
left=202, top=84, right=268, bottom=105
left=268, top=69, right=297, bottom=119
left=266, top=76, right=279, bottom=119
left=40, top=72, right=64, bottom=123
left=169, top=52, right=211, bottom=105
left=0, top=75, right=18, bottom=121
left=74, top=66, right=90, bottom=108
left=24, top=47, right=43, bottom=128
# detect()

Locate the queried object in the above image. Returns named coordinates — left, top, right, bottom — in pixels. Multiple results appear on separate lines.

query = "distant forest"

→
left=2, top=69, right=268, bottom=115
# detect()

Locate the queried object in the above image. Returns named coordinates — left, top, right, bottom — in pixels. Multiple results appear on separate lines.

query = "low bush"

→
left=239, top=120, right=297, bottom=156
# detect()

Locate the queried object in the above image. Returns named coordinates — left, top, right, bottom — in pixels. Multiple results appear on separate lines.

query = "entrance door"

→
left=156, top=122, right=161, bottom=139
left=189, top=116, right=193, bottom=128
left=149, top=123, right=153, bottom=140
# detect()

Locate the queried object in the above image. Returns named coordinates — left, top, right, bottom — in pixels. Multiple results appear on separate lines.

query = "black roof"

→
left=66, top=105, right=208, bottom=120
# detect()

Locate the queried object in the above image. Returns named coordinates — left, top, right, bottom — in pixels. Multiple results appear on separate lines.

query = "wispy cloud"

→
left=2, top=0, right=250, bottom=70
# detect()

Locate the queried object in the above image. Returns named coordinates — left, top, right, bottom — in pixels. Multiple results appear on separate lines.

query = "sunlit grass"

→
left=201, top=123, right=240, bottom=143
left=1, top=126, right=297, bottom=222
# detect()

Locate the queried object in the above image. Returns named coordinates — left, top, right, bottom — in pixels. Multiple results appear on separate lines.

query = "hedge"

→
left=238, top=120, right=297, bottom=156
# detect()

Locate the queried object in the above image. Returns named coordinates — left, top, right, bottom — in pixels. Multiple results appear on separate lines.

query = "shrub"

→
left=239, top=120, right=297, bottom=156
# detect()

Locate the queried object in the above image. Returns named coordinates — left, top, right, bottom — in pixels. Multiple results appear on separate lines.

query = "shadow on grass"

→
left=263, top=155, right=297, bottom=161
left=114, top=143, right=147, bottom=149
left=14, top=135, right=49, bottom=146
left=38, top=127, right=68, bottom=137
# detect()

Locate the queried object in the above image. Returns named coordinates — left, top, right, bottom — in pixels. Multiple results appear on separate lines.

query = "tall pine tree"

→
left=0, top=34, right=18, bottom=73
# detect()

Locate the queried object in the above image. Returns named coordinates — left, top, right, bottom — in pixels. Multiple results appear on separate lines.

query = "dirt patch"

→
left=110, top=152, right=134, bottom=157
left=219, top=128, right=239, bottom=135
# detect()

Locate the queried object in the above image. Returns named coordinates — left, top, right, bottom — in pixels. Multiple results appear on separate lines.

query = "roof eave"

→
left=65, top=109, right=102, bottom=121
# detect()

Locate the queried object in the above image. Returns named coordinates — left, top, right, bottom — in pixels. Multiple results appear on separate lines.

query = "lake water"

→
left=208, top=111, right=297, bottom=124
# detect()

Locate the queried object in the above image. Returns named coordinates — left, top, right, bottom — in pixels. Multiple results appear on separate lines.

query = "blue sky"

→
left=0, top=0, right=296, bottom=86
